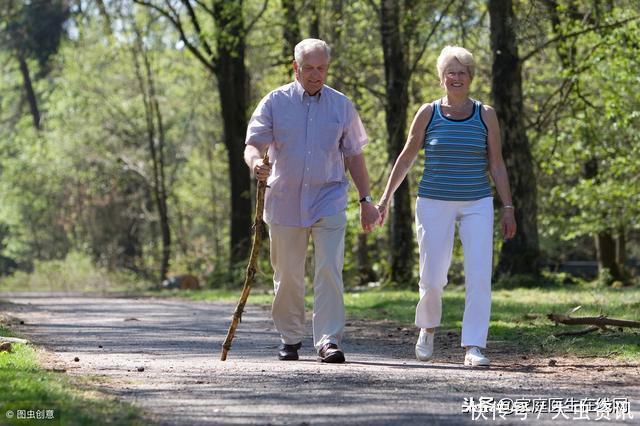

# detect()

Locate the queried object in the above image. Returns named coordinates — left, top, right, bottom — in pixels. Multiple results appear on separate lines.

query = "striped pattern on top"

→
left=417, top=99, right=492, bottom=201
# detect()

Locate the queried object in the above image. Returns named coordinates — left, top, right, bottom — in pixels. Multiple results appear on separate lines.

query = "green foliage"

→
left=2, top=0, right=69, bottom=74
left=0, top=0, right=638, bottom=286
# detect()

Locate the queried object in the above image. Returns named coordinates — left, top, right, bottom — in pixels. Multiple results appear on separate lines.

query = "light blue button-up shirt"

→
left=245, top=80, right=368, bottom=227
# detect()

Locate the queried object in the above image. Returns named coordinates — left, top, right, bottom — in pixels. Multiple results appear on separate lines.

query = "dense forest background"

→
left=0, top=0, right=638, bottom=289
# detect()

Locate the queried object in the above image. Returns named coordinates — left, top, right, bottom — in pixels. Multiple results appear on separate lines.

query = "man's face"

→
left=293, top=49, right=329, bottom=96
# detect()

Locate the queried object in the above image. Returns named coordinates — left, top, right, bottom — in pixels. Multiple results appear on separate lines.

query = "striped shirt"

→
left=245, top=80, right=368, bottom=227
left=417, top=99, right=492, bottom=201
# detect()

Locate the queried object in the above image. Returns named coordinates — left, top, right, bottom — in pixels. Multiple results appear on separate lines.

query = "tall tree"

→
left=489, top=0, right=540, bottom=277
left=377, top=0, right=453, bottom=285
left=130, top=22, right=172, bottom=280
left=281, top=0, right=300, bottom=78
left=379, top=0, right=412, bottom=285
left=133, top=0, right=265, bottom=266
left=2, top=0, right=69, bottom=130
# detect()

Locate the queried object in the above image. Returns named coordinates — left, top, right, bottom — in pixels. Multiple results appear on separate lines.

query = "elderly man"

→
left=244, top=38, right=379, bottom=363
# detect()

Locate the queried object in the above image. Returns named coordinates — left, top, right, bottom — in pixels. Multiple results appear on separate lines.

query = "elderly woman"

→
left=376, top=46, right=516, bottom=366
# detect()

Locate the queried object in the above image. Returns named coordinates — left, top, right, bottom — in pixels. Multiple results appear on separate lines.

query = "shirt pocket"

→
left=318, top=122, right=343, bottom=152
left=318, top=122, right=345, bottom=183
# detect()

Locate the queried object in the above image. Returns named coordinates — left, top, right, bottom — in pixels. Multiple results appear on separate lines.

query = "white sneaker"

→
left=415, top=329, right=434, bottom=361
left=464, top=347, right=490, bottom=366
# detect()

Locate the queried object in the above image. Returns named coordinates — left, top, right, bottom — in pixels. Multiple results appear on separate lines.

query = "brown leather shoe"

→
left=278, top=342, right=302, bottom=361
left=317, top=343, right=345, bottom=363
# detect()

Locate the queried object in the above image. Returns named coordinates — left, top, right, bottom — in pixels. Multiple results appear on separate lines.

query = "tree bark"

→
left=380, top=0, right=415, bottom=286
left=282, top=0, right=301, bottom=61
left=357, top=233, right=376, bottom=286
left=489, top=0, right=540, bottom=278
left=213, top=0, right=252, bottom=265
left=206, top=142, right=222, bottom=268
left=131, top=25, right=171, bottom=281
left=133, top=0, right=253, bottom=266
left=17, top=54, right=41, bottom=131
left=328, top=0, right=344, bottom=92
left=595, top=231, right=623, bottom=283
left=615, top=226, right=626, bottom=268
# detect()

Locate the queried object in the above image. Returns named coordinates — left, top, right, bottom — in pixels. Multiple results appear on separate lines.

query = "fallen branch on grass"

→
left=552, top=325, right=601, bottom=338
left=547, top=313, right=640, bottom=330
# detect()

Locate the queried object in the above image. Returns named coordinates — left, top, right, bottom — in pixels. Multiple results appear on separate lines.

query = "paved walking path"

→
left=1, top=293, right=638, bottom=425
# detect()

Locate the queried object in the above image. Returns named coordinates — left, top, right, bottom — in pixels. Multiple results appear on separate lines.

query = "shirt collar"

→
left=294, top=79, right=323, bottom=103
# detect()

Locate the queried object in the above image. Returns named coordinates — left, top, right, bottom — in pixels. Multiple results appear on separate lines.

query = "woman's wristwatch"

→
left=359, top=195, right=373, bottom=204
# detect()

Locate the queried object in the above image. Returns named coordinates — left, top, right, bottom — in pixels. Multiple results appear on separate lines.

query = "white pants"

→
left=415, top=196, right=494, bottom=348
left=269, top=211, right=346, bottom=350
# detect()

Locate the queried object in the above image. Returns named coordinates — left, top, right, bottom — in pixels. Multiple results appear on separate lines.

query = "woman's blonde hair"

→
left=436, top=46, right=475, bottom=82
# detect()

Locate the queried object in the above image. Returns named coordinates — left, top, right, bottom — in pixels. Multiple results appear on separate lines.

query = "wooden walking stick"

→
left=220, top=153, right=270, bottom=361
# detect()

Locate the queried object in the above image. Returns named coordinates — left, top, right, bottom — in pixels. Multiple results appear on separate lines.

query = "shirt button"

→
left=308, top=151, right=311, bottom=154
left=306, top=168, right=309, bottom=171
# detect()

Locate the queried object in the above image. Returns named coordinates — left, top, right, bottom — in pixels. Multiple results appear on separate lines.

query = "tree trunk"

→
left=133, top=0, right=253, bottom=267
left=17, top=54, right=41, bottom=131
left=150, top=79, right=171, bottom=281
left=282, top=0, right=301, bottom=61
left=615, top=226, right=625, bottom=268
left=595, top=230, right=622, bottom=283
left=489, top=0, right=540, bottom=278
left=214, top=0, right=252, bottom=266
left=206, top=142, right=222, bottom=268
left=357, top=233, right=376, bottom=286
left=132, top=25, right=171, bottom=281
left=328, top=0, right=344, bottom=92
left=309, top=1, right=320, bottom=38
left=380, top=0, right=415, bottom=286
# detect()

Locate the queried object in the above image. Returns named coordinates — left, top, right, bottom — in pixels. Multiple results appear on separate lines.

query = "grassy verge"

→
left=0, top=326, right=145, bottom=426
left=0, top=252, right=150, bottom=294
left=175, top=283, right=640, bottom=360
left=343, top=283, right=640, bottom=360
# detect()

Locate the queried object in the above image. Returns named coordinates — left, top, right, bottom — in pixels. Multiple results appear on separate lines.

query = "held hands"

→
left=360, top=202, right=380, bottom=233
left=375, top=202, right=389, bottom=226
left=253, top=158, right=271, bottom=182
left=374, top=200, right=517, bottom=240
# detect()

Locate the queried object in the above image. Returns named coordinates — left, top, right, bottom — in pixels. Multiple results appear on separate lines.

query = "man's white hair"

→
left=294, top=38, right=331, bottom=65
left=436, top=45, right=475, bottom=81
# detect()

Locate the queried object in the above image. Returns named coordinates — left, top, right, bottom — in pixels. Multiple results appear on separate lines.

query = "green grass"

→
left=180, top=282, right=640, bottom=360
left=343, top=283, right=640, bottom=360
left=0, top=326, right=145, bottom=426
left=0, top=252, right=151, bottom=294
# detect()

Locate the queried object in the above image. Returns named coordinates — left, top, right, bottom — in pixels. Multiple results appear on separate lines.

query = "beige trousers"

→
left=269, top=211, right=346, bottom=350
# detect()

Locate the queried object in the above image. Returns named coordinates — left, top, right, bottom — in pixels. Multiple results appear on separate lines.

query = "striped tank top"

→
left=417, top=99, right=492, bottom=201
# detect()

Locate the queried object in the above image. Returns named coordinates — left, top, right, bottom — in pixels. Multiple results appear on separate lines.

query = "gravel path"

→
left=1, top=293, right=638, bottom=425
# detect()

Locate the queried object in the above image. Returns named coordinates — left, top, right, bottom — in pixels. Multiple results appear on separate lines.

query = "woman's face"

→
left=442, top=59, right=472, bottom=96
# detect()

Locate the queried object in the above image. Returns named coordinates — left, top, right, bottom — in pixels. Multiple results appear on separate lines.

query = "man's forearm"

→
left=345, top=153, right=371, bottom=198
left=244, top=145, right=265, bottom=170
